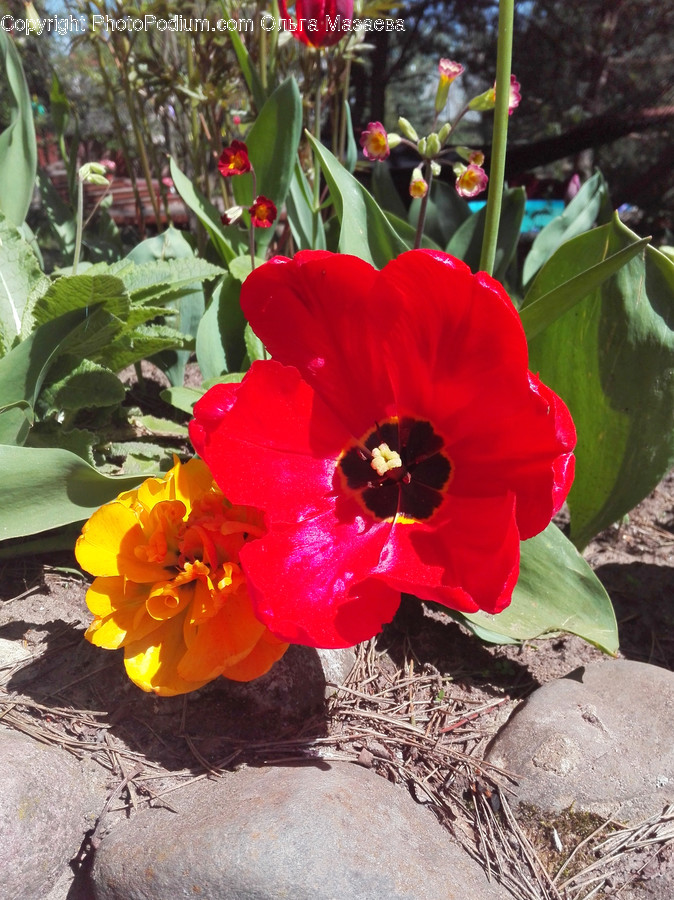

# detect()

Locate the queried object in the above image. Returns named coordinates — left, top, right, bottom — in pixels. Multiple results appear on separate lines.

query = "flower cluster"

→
left=217, top=141, right=278, bottom=230
left=190, top=249, right=575, bottom=650
left=75, top=458, right=288, bottom=695
left=359, top=60, right=521, bottom=201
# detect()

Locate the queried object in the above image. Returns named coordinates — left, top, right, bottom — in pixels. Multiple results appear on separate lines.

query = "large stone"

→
left=90, top=760, right=510, bottom=900
left=0, top=724, right=96, bottom=899
left=487, top=660, right=674, bottom=823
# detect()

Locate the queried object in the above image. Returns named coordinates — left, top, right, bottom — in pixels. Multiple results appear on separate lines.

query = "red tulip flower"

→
left=190, top=251, right=575, bottom=649
left=279, top=0, right=354, bottom=48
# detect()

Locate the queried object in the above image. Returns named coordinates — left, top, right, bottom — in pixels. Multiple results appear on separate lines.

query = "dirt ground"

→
left=1, top=466, right=673, bottom=899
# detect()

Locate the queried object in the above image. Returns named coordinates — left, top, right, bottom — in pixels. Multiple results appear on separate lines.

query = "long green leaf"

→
left=452, top=524, right=618, bottom=653
left=0, top=31, right=37, bottom=226
left=196, top=274, right=247, bottom=379
left=286, top=161, right=326, bottom=251
left=307, top=134, right=408, bottom=268
left=520, top=219, right=650, bottom=340
left=528, top=217, right=674, bottom=549
left=226, top=22, right=266, bottom=110
left=522, top=171, right=609, bottom=286
left=169, top=157, right=244, bottom=265
left=446, top=187, right=525, bottom=280
left=0, top=445, right=144, bottom=540
left=232, top=78, right=303, bottom=250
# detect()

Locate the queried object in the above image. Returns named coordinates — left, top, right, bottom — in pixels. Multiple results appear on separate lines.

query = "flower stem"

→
left=413, top=162, right=433, bottom=250
left=72, top=173, right=84, bottom=275
left=478, top=0, right=514, bottom=276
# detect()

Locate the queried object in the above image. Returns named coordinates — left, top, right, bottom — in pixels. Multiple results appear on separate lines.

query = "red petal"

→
left=190, top=361, right=350, bottom=525
left=375, top=493, right=520, bottom=615
left=240, top=252, right=395, bottom=437
left=240, top=504, right=400, bottom=648
left=375, top=251, right=532, bottom=428
left=448, top=373, right=576, bottom=539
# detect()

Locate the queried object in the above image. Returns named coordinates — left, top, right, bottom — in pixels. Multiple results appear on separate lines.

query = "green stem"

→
left=313, top=64, right=322, bottom=212
left=478, top=0, right=515, bottom=276
left=413, top=162, right=433, bottom=250
left=72, top=174, right=84, bottom=275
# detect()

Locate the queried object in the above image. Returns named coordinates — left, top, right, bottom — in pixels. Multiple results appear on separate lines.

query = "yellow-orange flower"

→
left=75, top=458, right=288, bottom=696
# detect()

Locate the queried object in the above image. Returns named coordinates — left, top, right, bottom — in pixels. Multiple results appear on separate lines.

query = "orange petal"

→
left=76, top=502, right=143, bottom=577
left=178, top=591, right=265, bottom=682
left=123, top=615, right=209, bottom=696
left=221, top=630, right=289, bottom=682
left=173, top=457, right=215, bottom=511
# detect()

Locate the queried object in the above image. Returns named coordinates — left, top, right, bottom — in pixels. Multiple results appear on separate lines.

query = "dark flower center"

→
left=338, top=417, right=452, bottom=522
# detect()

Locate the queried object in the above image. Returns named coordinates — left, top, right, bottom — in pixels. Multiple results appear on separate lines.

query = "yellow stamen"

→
left=371, top=443, right=403, bottom=477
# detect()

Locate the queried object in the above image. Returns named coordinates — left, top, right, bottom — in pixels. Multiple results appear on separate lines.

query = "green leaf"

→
left=371, top=161, right=407, bottom=220
left=528, top=217, right=674, bottom=549
left=384, top=212, right=442, bottom=251
left=104, top=323, right=191, bottom=373
left=128, top=414, right=189, bottom=438
left=161, top=385, right=206, bottom=416
left=452, top=524, right=618, bottom=654
left=0, top=210, right=50, bottom=355
left=228, top=256, right=266, bottom=282
left=169, top=157, right=245, bottom=265
left=41, top=359, right=125, bottom=412
left=0, top=402, right=32, bottom=446
left=196, top=274, right=246, bottom=379
left=286, top=161, right=326, bottom=251
left=0, top=445, right=144, bottom=540
left=227, top=25, right=266, bottom=110
left=307, top=134, right=408, bottom=268
left=126, top=231, right=217, bottom=387
left=522, top=171, right=609, bottom=286
left=26, top=422, right=95, bottom=464
left=342, top=100, right=358, bottom=174
left=446, top=187, right=525, bottom=280
left=0, top=31, right=37, bottom=226
left=409, top=179, right=471, bottom=248
left=0, top=306, right=94, bottom=430
left=36, top=169, right=76, bottom=257
left=28, top=274, right=129, bottom=331
left=232, top=78, right=303, bottom=250
left=244, top=322, right=266, bottom=363
left=161, top=385, right=206, bottom=415
left=520, top=217, right=650, bottom=340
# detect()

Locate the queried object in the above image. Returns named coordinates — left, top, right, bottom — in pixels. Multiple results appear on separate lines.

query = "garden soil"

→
left=1, top=455, right=673, bottom=899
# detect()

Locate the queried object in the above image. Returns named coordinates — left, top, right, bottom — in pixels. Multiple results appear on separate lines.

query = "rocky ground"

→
left=1, top=470, right=673, bottom=900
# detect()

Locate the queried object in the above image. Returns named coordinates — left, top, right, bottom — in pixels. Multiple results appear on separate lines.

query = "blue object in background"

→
left=468, top=199, right=565, bottom=234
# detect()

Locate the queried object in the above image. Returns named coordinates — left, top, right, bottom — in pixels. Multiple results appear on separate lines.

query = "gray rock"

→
left=487, top=660, right=674, bottom=823
left=0, top=724, right=96, bottom=900
left=90, top=760, right=510, bottom=900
